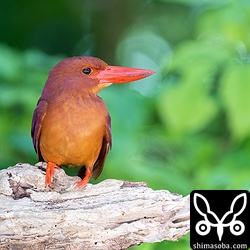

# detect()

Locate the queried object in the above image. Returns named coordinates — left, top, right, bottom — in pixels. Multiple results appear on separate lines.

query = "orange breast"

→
left=39, top=93, right=109, bottom=169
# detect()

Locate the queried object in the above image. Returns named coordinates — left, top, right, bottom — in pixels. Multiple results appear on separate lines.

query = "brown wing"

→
left=92, top=114, right=112, bottom=179
left=31, top=99, right=48, bottom=161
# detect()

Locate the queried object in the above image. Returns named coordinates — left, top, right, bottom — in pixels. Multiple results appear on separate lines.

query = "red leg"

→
left=74, top=168, right=92, bottom=189
left=45, top=162, right=61, bottom=189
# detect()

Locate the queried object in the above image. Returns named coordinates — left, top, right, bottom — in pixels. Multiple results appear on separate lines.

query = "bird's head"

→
left=48, top=56, right=155, bottom=94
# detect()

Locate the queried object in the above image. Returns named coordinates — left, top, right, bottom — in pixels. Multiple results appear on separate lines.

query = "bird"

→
left=31, top=56, right=155, bottom=189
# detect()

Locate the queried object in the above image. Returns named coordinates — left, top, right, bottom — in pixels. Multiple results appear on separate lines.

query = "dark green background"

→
left=1, top=0, right=250, bottom=249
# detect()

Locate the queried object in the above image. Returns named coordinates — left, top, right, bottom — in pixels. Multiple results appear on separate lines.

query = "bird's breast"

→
left=39, top=93, right=109, bottom=167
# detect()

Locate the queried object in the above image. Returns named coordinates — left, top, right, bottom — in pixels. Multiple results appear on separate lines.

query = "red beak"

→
left=96, top=66, right=155, bottom=84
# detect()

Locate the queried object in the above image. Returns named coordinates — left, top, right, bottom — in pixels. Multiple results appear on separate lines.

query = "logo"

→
left=190, top=190, right=250, bottom=250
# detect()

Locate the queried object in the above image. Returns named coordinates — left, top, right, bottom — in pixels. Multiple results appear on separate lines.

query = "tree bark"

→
left=0, top=163, right=190, bottom=250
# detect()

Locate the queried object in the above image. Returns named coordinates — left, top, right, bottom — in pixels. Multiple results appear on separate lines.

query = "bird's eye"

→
left=82, top=67, right=92, bottom=75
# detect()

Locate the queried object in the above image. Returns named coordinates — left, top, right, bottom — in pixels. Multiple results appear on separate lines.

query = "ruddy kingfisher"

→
left=31, top=56, right=155, bottom=189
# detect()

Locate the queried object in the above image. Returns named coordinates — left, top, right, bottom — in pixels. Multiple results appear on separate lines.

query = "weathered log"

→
left=0, top=163, right=190, bottom=250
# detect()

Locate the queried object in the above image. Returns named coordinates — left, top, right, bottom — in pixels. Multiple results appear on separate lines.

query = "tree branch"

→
left=0, top=163, right=190, bottom=250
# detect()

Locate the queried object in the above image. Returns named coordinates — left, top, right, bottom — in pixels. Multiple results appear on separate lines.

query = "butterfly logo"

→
left=193, top=192, right=247, bottom=241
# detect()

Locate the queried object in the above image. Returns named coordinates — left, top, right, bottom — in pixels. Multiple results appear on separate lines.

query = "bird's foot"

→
left=45, top=162, right=61, bottom=189
left=73, top=169, right=92, bottom=189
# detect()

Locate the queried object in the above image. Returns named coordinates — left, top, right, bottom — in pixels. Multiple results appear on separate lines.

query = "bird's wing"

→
left=31, top=99, right=48, bottom=161
left=92, top=114, right=112, bottom=179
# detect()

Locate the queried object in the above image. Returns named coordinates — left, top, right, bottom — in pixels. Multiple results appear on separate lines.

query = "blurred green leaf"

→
left=158, top=80, right=217, bottom=135
left=197, top=1, right=250, bottom=47
left=220, top=63, right=250, bottom=140
left=171, top=40, right=233, bottom=75
left=0, top=45, right=23, bottom=82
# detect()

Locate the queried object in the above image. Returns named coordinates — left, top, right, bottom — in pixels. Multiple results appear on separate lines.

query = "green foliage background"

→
left=1, top=0, right=250, bottom=249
